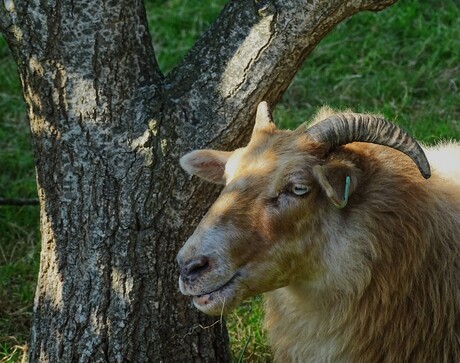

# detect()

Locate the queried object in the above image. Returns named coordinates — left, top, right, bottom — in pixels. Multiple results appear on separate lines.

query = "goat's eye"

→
left=291, top=184, right=310, bottom=196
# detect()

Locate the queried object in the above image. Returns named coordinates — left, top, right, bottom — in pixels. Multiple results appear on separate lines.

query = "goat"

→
left=177, top=101, right=460, bottom=362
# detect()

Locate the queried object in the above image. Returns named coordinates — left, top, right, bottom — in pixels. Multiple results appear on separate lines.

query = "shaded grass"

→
left=0, top=32, right=41, bottom=363
left=0, top=207, right=40, bottom=338
left=1, top=0, right=459, bottom=362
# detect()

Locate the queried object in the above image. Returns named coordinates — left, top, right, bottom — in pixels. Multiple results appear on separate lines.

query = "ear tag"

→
left=335, top=175, right=351, bottom=209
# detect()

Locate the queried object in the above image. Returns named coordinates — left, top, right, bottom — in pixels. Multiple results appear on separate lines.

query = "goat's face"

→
left=177, top=102, right=429, bottom=315
left=177, top=129, right=328, bottom=315
left=176, top=104, right=354, bottom=316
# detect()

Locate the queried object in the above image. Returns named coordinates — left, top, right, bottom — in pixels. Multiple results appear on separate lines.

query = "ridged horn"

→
left=306, top=113, right=431, bottom=179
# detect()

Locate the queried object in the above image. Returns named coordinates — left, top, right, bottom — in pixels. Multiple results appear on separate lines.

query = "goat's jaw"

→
left=179, top=272, right=242, bottom=315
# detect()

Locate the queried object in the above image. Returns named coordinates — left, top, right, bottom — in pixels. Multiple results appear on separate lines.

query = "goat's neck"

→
left=264, top=282, right=353, bottom=363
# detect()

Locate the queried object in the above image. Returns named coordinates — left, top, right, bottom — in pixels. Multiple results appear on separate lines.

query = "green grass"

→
left=146, top=0, right=226, bottom=74
left=0, top=30, right=40, bottom=363
left=277, top=0, right=460, bottom=143
left=1, top=0, right=459, bottom=362
left=227, top=295, right=271, bottom=362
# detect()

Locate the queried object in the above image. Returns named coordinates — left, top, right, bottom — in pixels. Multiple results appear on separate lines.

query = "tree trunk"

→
left=0, top=0, right=397, bottom=361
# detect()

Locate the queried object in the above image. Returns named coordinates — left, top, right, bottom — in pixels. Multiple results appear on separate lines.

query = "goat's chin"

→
left=193, top=294, right=237, bottom=316
left=187, top=274, right=244, bottom=316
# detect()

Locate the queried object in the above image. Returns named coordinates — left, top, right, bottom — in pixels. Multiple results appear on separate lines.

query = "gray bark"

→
left=0, top=0, right=397, bottom=362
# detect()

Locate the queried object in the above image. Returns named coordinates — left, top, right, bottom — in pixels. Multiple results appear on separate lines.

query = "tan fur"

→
left=178, top=108, right=460, bottom=362
left=264, top=142, right=460, bottom=362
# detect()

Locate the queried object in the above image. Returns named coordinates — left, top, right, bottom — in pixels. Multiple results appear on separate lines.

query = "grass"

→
left=0, top=29, right=41, bottom=363
left=277, top=0, right=460, bottom=142
left=227, top=295, right=271, bottom=362
left=1, top=0, right=459, bottom=362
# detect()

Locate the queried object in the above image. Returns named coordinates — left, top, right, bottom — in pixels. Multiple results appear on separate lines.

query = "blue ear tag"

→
left=336, top=175, right=351, bottom=209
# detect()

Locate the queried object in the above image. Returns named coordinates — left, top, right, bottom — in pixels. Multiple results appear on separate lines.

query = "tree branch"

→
left=168, top=0, right=398, bottom=152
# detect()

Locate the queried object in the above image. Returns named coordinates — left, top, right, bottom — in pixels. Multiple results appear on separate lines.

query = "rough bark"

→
left=0, top=0, right=397, bottom=362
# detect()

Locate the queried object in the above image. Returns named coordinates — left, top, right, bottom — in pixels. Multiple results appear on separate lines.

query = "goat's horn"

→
left=253, top=101, right=276, bottom=134
left=306, top=113, right=431, bottom=179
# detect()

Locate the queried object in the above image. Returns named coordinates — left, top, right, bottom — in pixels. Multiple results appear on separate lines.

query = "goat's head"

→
left=177, top=101, right=430, bottom=315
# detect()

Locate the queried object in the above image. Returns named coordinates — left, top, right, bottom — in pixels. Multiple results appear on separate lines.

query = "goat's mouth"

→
left=188, top=273, right=241, bottom=315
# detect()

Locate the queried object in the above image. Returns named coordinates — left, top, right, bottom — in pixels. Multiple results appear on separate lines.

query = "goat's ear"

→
left=312, top=161, right=359, bottom=209
left=180, top=149, right=233, bottom=185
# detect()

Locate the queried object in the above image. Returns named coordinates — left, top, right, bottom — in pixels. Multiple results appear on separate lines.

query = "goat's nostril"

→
left=181, top=256, right=211, bottom=280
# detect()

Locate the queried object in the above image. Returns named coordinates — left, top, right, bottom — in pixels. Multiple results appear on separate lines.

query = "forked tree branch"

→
left=167, top=0, right=398, bottom=153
